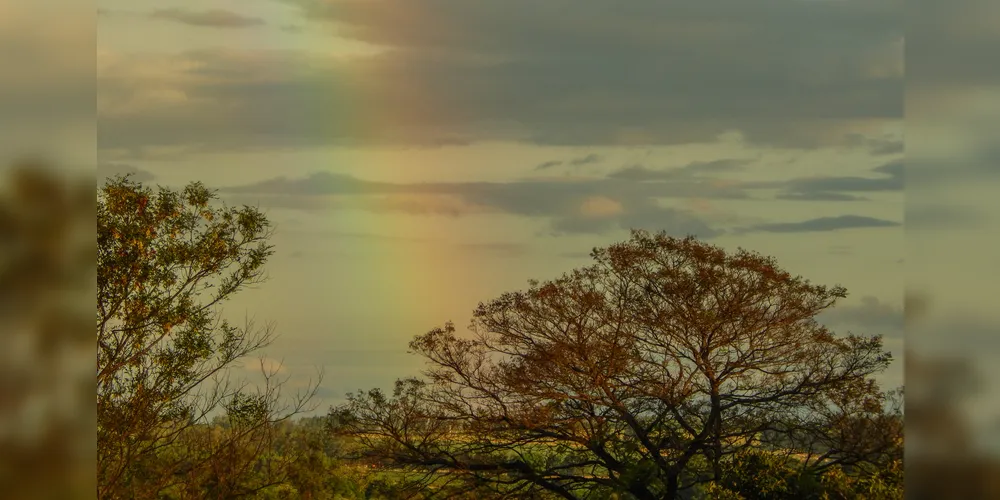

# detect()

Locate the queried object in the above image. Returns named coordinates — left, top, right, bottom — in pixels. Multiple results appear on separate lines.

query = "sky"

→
left=95, top=0, right=906, bottom=412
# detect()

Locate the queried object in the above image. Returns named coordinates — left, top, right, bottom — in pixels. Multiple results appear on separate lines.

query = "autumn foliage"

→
left=333, top=230, right=901, bottom=499
left=97, top=175, right=318, bottom=499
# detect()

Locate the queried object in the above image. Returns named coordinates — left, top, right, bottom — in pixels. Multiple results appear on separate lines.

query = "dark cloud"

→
left=609, top=165, right=664, bottom=181
left=98, top=163, right=156, bottom=182
left=568, top=154, right=602, bottom=166
left=99, top=0, right=902, bottom=154
left=534, top=154, right=602, bottom=171
left=534, top=160, right=563, bottom=171
left=820, top=296, right=903, bottom=337
left=873, top=160, right=904, bottom=178
left=786, top=160, right=902, bottom=192
left=749, top=160, right=902, bottom=201
left=907, top=0, right=1000, bottom=86
left=149, top=8, right=266, bottom=28
left=743, top=215, right=901, bottom=233
left=609, top=158, right=755, bottom=181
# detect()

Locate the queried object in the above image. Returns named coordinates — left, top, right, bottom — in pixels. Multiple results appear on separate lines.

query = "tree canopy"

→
left=333, top=230, right=901, bottom=499
left=97, top=175, right=318, bottom=499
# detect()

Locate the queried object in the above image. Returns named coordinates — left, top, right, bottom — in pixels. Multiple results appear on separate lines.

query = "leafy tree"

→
left=97, top=175, right=318, bottom=499
left=333, top=230, right=899, bottom=499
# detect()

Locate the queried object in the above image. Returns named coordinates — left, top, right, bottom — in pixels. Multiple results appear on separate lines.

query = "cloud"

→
left=98, top=0, right=902, bottom=154
left=844, top=133, right=903, bottom=156
left=97, top=162, right=156, bottom=182
left=534, top=153, right=603, bottom=172
left=222, top=166, right=899, bottom=238
left=750, top=160, right=903, bottom=201
left=907, top=0, right=1000, bottom=86
left=224, top=170, right=749, bottom=202
left=820, top=296, right=903, bottom=337
left=868, top=138, right=904, bottom=156
left=742, top=215, right=901, bottom=233
left=149, top=8, right=266, bottom=28
left=788, top=160, right=902, bottom=192
left=605, top=203, right=723, bottom=238
left=569, top=153, right=603, bottom=166
left=222, top=170, right=736, bottom=237
left=549, top=202, right=721, bottom=238
left=609, top=158, right=755, bottom=181
left=776, top=192, right=867, bottom=202
left=534, top=160, right=563, bottom=171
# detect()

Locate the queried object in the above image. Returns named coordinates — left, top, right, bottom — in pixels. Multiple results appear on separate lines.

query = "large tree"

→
left=334, top=230, right=900, bottom=499
left=97, top=175, right=318, bottom=499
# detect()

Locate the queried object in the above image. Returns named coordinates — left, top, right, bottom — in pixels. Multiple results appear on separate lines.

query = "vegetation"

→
left=97, top=175, right=319, bottom=499
left=332, top=231, right=903, bottom=499
left=96, top=176, right=903, bottom=499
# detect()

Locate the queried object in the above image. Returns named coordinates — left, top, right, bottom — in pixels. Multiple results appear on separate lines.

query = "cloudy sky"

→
left=97, top=0, right=905, bottom=409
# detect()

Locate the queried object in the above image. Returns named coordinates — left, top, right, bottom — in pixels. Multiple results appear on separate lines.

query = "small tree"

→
left=97, top=175, right=318, bottom=499
left=334, top=230, right=898, bottom=499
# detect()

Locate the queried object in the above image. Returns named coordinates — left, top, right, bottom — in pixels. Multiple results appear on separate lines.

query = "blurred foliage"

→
left=0, top=162, right=95, bottom=499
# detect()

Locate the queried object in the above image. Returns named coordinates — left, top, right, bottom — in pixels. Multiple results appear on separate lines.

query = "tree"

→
left=333, top=230, right=899, bottom=499
left=97, top=175, right=318, bottom=499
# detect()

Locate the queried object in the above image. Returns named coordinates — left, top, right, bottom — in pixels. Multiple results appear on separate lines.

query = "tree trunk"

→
left=665, top=473, right=680, bottom=499
left=628, top=484, right=658, bottom=500
left=710, top=390, right=723, bottom=482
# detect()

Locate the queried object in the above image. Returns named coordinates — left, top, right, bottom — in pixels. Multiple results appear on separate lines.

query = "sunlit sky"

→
left=96, top=0, right=905, bottom=410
